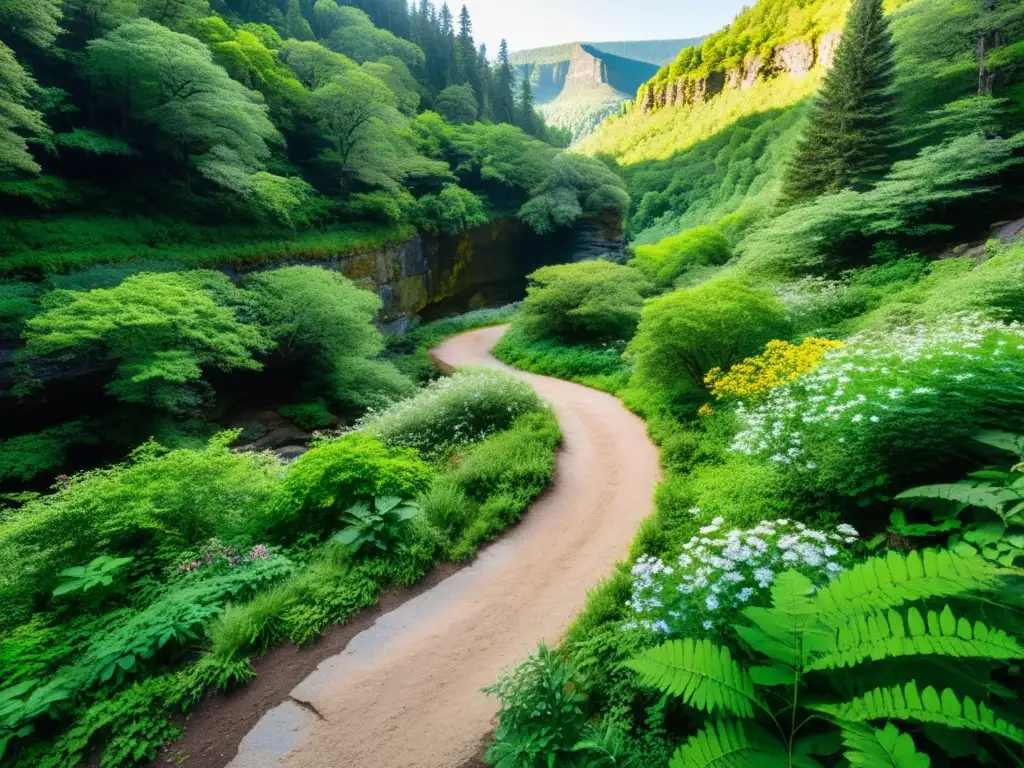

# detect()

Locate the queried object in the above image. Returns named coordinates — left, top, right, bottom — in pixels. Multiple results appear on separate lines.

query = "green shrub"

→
left=205, top=584, right=295, bottom=667
left=628, top=278, right=791, bottom=402
left=362, top=369, right=542, bottom=457
left=483, top=642, right=589, bottom=767
left=0, top=434, right=280, bottom=626
left=23, top=272, right=271, bottom=413
left=271, top=433, right=432, bottom=536
left=630, top=226, right=732, bottom=288
left=327, top=357, right=414, bottom=412
left=280, top=399, right=335, bottom=431
left=0, top=421, right=97, bottom=485
left=411, top=183, right=488, bottom=235
left=518, top=261, right=651, bottom=345
left=419, top=476, right=473, bottom=543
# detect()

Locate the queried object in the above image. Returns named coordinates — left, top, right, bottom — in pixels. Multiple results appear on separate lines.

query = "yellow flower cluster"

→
left=705, top=338, right=843, bottom=401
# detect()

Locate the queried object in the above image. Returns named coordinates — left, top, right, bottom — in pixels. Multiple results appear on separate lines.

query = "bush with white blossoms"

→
left=730, top=314, right=1024, bottom=495
left=360, top=368, right=542, bottom=457
left=623, top=518, right=859, bottom=641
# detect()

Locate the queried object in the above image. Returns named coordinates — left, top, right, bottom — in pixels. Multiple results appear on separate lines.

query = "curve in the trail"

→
left=228, top=325, right=660, bottom=768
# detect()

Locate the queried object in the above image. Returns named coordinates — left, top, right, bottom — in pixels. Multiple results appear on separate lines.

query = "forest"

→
left=2, top=0, right=1024, bottom=765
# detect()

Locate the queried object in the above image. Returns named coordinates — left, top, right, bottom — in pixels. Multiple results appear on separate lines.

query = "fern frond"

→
left=812, top=682, right=1024, bottom=745
left=813, top=549, right=1000, bottom=622
left=808, top=604, right=1024, bottom=670
left=840, top=722, right=931, bottom=768
left=896, top=483, right=1018, bottom=516
left=668, top=720, right=788, bottom=768
left=625, top=639, right=760, bottom=717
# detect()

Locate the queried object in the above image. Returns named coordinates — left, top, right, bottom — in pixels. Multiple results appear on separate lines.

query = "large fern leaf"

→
left=840, top=722, right=931, bottom=767
left=896, top=483, right=1019, bottom=516
left=813, top=549, right=1000, bottom=622
left=808, top=604, right=1024, bottom=670
left=812, top=682, right=1024, bottom=745
left=625, top=638, right=760, bottom=717
left=668, top=720, right=788, bottom=768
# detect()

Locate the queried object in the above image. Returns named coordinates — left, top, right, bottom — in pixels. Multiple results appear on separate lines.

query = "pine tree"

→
left=491, top=38, right=515, bottom=124
left=438, top=2, right=456, bottom=86
left=455, top=4, right=483, bottom=111
left=781, top=0, right=897, bottom=204
left=516, top=75, right=536, bottom=135
left=478, top=42, right=492, bottom=120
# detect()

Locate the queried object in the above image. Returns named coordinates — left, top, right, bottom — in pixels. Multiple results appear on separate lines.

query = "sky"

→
left=462, top=0, right=750, bottom=56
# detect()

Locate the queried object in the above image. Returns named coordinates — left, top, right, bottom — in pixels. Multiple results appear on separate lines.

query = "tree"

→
left=245, top=266, right=383, bottom=366
left=0, top=0, right=62, bottom=48
left=411, top=183, right=487, bottom=234
left=491, top=39, right=515, bottom=124
left=435, top=83, right=477, bottom=124
left=517, top=153, right=630, bottom=234
left=23, top=272, right=270, bottom=412
left=85, top=19, right=279, bottom=193
left=516, top=76, right=536, bottom=134
left=327, top=6, right=425, bottom=72
left=781, top=0, right=897, bottom=203
left=0, top=43, right=48, bottom=175
left=362, top=56, right=421, bottom=115
left=455, top=4, right=483, bottom=110
left=309, top=69, right=400, bottom=191
left=138, top=0, right=208, bottom=29
left=281, top=39, right=357, bottom=91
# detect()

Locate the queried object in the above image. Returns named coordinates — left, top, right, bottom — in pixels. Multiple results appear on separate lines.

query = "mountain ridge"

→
left=510, top=37, right=707, bottom=142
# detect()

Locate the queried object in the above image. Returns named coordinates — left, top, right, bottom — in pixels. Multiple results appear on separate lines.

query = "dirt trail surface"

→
left=227, top=324, right=660, bottom=768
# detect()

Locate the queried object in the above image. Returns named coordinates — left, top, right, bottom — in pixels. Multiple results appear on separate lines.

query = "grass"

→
left=492, top=324, right=631, bottom=394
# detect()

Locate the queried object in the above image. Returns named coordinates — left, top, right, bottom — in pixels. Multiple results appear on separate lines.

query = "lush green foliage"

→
left=626, top=555, right=1021, bottom=764
left=24, top=272, right=270, bottom=413
left=628, top=278, right=791, bottom=401
left=362, top=368, right=543, bottom=456
left=517, top=261, right=651, bottom=344
left=629, top=226, right=731, bottom=288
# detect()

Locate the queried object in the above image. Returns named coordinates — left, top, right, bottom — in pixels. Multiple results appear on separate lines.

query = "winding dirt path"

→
left=228, top=325, right=660, bottom=768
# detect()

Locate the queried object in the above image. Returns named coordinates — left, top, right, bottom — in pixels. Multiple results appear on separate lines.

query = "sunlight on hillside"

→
left=579, top=71, right=822, bottom=164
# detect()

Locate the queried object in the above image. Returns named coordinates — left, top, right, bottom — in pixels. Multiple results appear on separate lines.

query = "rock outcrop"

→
left=639, top=31, right=841, bottom=114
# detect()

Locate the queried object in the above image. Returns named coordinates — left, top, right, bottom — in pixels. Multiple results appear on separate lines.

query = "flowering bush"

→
left=177, top=540, right=274, bottom=573
left=361, top=368, right=542, bottom=456
left=730, top=315, right=1024, bottom=495
left=705, top=338, right=843, bottom=401
left=623, top=519, right=860, bottom=641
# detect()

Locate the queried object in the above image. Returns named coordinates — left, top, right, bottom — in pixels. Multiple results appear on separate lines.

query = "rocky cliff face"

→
left=639, top=31, right=842, bottom=113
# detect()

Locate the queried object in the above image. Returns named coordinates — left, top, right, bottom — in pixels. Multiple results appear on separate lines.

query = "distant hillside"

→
left=510, top=38, right=706, bottom=142
left=578, top=0, right=990, bottom=246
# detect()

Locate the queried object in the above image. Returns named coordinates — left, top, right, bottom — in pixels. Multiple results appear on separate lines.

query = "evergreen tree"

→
left=478, top=42, right=492, bottom=120
left=456, top=5, right=483, bottom=112
left=781, top=0, right=897, bottom=204
left=516, top=75, right=536, bottom=134
left=438, top=2, right=456, bottom=85
left=491, top=38, right=515, bottom=124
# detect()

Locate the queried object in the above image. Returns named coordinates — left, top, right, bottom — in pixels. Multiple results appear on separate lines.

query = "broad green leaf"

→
left=840, top=722, right=931, bottom=767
